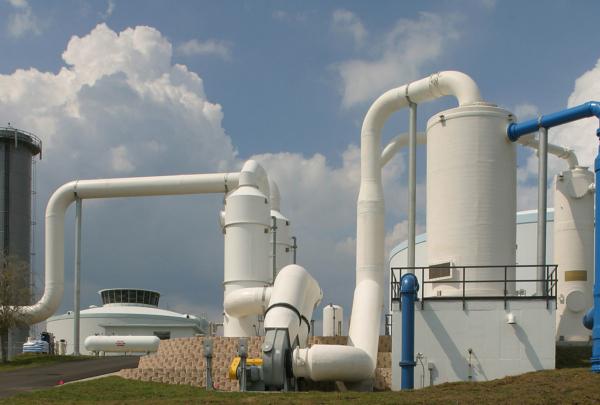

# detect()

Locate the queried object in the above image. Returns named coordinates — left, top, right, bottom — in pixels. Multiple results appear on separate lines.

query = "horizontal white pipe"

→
left=223, top=286, right=272, bottom=318
left=517, top=134, right=579, bottom=168
left=380, top=132, right=427, bottom=168
left=20, top=171, right=243, bottom=324
left=293, top=345, right=373, bottom=381
left=84, top=335, right=160, bottom=353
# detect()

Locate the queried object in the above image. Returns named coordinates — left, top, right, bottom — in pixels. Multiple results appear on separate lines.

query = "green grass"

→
left=0, top=353, right=93, bottom=372
left=1, top=346, right=598, bottom=404
left=3, top=368, right=600, bottom=405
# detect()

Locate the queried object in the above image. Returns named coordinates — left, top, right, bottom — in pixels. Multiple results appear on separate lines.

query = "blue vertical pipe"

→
left=507, top=101, right=600, bottom=373
left=593, top=137, right=600, bottom=372
left=400, top=273, right=419, bottom=389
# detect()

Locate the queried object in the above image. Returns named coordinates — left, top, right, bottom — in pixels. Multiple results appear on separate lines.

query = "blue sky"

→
left=1, top=0, right=600, bottom=330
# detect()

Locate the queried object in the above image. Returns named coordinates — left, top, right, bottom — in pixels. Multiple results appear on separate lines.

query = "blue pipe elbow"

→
left=507, top=101, right=600, bottom=141
left=584, top=308, right=594, bottom=330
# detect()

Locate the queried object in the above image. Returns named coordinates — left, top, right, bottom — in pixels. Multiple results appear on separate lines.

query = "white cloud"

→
left=0, top=23, right=238, bottom=318
left=333, top=12, right=461, bottom=108
left=7, top=0, right=41, bottom=38
left=177, top=39, right=232, bottom=60
left=332, top=9, right=367, bottom=48
left=514, top=103, right=539, bottom=120
left=101, top=0, right=116, bottom=19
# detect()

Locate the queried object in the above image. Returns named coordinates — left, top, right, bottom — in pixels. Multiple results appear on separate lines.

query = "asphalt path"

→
left=0, top=356, right=139, bottom=399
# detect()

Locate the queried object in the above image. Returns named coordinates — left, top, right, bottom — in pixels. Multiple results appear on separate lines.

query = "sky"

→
left=1, top=0, right=600, bottom=332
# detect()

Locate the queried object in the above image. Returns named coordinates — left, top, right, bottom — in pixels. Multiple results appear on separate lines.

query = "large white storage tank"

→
left=554, top=167, right=594, bottom=343
left=426, top=104, right=516, bottom=296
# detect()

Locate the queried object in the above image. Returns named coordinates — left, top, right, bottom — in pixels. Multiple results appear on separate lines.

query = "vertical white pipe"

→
left=407, top=103, right=417, bottom=271
left=537, top=127, right=548, bottom=296
left=73, top=197, right=81, bottom=356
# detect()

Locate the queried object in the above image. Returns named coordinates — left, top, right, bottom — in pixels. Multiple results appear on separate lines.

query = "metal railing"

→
left=0, top=127, right=42, bottom=155
left=391, top=264, right=558, bottom=310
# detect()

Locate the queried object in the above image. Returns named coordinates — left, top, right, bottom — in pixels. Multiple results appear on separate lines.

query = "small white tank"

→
left=554, top=167, right=594, bottom=344
left=322, top=304, right=344, bottom=336
left=84, top=335, right=160, bottom=353
left=426, top=103, right=516, bottom=296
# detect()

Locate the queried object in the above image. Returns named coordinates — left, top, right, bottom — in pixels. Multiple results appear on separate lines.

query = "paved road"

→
left=0, top=356, right=140, bottom=399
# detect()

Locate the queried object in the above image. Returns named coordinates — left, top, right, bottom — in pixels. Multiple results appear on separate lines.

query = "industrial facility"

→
left=46, top=288, right=209, bottom=355
left=8, top=71, right=600, bottom=392
left=0, top=126, right=41, bottom=360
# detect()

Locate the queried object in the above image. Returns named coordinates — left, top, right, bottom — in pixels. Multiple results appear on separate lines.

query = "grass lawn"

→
left=1, top=346, right=597, bottom=404
left=0, top=353, right=93, bottom=372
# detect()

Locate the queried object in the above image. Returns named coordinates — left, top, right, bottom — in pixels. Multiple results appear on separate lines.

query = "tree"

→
left=0, top=253, right=30, bottom=363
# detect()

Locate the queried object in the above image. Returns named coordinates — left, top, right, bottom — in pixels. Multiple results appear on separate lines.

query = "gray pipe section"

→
left=73, top=197, right=82, bottom=355
left=407, top=103, right=417, bottom=270
left=537, top=127, right=548, bottom=296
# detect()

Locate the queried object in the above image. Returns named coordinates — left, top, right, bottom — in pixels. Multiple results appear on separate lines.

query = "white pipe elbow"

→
left=223, top=287, right=272, bottom=318
left=380, top=132, right=427, bottom=168
left=517, top=134, right=580, bottom=169
left=240, top=159, right=270, bottom=197
left=429, top=71, right=482, bottom=106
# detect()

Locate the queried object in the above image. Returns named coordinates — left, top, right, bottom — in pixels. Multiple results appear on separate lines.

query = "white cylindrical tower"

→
left=426, top=103, right=516, bottom=296
left=554, top=167, right=594, bottom=344
left=322, top=304, right=344, bottom=337
left=269, top=179, right=293, bottom=281
left=223, top=174, right=271, bottom=337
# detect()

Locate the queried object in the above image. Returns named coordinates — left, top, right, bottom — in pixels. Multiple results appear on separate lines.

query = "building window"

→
left=153, top=331, right=170, bottom=340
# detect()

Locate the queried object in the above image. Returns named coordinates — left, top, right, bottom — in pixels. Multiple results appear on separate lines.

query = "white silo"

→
left=223, top=168, right=271, bottom=336
left=426, top=103, right=516, bottom=296
left=322, top=304, right=343, bottom=336
left=554, top=167, right=594, bottom=343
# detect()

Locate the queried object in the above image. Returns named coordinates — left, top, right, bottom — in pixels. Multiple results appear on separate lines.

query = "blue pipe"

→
left=400, top=272, right=419, bottom=390
left=508, top=101, right=600, bottom=373
left=507, top=101, right=600, bottom=141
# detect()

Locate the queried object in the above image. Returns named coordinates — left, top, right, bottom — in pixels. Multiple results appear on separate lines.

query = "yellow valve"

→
left=228, top=357, right=263, bottom=380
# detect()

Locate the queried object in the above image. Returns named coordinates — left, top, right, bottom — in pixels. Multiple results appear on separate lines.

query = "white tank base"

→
left=391, top=299, right=555, bottom=390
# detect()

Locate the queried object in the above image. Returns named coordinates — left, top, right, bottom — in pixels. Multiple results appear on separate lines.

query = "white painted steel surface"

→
left=223, top=286, right=272, bottom=318
left=269, top=179, right=293, bottom=277
left=391, top=300, right=555, bottom=389
left=223, top=161, right=271, bottom=336
left=322, top=304, right=344, bottom=337
left=84, top=335, right=160, bottom=353
left=554, top=167, right=594, bottom=343
left=426, top=104, right=516, bottom=296
left=298, top=71, right=481, bottom=383
left=263, top=264, right=322, bottom=348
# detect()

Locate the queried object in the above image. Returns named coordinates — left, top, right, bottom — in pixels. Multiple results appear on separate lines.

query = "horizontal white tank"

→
left=84, top=335, right=160, bottom=353
left=426, top=103, right=516, bottom=296
left=554, top=167, right=594, bottom=343
left=322, top=304, right=343, bottom=337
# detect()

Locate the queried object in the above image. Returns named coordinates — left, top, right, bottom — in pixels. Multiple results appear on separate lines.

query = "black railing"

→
left=391, top=264, right=558, bottom=310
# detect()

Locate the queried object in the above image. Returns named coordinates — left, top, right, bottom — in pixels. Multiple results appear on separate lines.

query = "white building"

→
left=47, top=288, right=209, bottom=355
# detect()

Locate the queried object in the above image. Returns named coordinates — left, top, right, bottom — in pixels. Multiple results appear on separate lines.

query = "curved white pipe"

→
left=380, top=132, right=427, bottom=168
left=517, top=134, right=580, bottom=168
left=224, top=286, right=272, bottom=318
left=263, top=264, right=322, bottom=348
left=19, top=159, right=279, bottom=325
left=295, top=71, right=482, bottom=382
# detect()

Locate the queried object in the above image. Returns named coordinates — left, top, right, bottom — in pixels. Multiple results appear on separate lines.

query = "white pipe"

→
left=380, top=132, right=427, bottom=168
left=19, top=171, right=241, bottom=324
left=263, top=264, right=322, bottom=348
left=224, top=286, right=272, bottom=318
left=296, top=71, right=482, bottom=382
left=517, top=133, right=579, bottom=168
left=268, top=178, right=281, bottom=211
